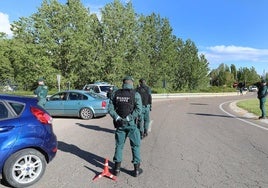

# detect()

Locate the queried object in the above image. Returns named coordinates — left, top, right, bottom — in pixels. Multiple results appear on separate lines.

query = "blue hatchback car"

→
left=0, top=94, right=57, bottom=188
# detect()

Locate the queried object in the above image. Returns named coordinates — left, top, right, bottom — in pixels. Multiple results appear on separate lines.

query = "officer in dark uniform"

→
left=34, top=78, right=48, bottom=108
left=136, top=78, right=152, bottom=139
left=108, top=76, right=143, bottom=177
left=257, top=79, right=267, bottom=119
left=107, top=86, right=118, bottom=99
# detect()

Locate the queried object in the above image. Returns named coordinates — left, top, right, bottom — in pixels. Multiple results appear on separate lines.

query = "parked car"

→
left=248, top=85, right=258, bottom=92
left=83, top=82, right=113, bottom=97
left=44, top=90, right=109, bottom=119
left=0, top=94, right=57, bottom=188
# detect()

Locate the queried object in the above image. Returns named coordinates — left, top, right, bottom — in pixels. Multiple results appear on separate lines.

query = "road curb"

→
left=152, top=92, right=238, bottom=99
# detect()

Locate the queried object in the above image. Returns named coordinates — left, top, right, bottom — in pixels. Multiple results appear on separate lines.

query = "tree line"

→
left=209, top=63, right=265, bottom=88
left=0, top=0, right=264, bottom=92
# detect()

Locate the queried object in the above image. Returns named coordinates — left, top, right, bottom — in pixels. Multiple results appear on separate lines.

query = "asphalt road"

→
left=1, top=92, right=268, bottom=188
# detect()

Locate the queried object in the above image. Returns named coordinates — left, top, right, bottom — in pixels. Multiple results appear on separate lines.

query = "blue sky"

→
left=1, top=0, right=268, bottom=75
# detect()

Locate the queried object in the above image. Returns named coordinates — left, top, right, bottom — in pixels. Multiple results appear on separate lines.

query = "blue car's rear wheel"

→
left=80, top=107, right=94, bottom=119
left=3, top=148, right=46, bottom=188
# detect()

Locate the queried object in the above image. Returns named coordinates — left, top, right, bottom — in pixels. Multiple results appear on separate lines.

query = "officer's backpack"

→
left=136, top=86, right=150, bottom=106
left=113, top=89, right=135, bottom=118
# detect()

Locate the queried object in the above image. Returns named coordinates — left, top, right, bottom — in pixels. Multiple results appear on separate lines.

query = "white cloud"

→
left=200, top=45, right=268, bottom=64
left=0, top=12, right=13, bottom=36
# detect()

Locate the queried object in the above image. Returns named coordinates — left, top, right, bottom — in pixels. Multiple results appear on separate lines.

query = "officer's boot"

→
left=113, top=162, right=121, bottom=176
left=133, top=163, right=143, bottom=177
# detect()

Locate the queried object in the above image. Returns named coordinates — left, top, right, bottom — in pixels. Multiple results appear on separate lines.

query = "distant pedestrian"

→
left=257, top=79, right=267, bottom=119
left=239, top=87, right=243, bottom=95
left=108, top=76, right=143, bottom=177
left=136, top=78, right=152, bottom=139
left=238, top=82, right=245, bottom=95
left=34, top=78, right=48, bottom=108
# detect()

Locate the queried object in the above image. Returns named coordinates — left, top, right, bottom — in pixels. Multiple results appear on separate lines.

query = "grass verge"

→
left=236, top=98, right=268, bottom=116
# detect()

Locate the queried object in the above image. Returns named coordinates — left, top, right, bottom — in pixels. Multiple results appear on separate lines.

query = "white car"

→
left=83, top=82, right=113, bottom=97
left=248, top=85, right=258, bottom=92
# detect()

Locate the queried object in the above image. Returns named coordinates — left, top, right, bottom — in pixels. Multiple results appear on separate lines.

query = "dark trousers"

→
left=259, top=97, right=266, bottom=117
left=137, top=105, right=150, bottom=133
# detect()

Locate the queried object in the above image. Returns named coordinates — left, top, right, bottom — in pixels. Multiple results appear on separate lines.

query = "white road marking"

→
left=219, top=101, right=268, bottom=131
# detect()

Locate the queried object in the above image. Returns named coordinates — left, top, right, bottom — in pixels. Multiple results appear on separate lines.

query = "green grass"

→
left=236, top=98, right=268, bottom=116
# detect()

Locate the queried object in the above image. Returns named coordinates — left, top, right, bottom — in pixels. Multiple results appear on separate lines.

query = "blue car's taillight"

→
left=30, top=106, right=52, bottom=124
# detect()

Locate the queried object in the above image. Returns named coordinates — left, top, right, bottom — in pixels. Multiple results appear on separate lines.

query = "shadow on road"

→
left=76, top=123, right=115, bottom=134
left=57, top=141, right=108, bottom=176
left=188, top=112, right=256, bottom=121
left=190, top=103, right=209, bottom=105
left=57, top=141, right=134, bottom=178
left=188, top=112, right=233, bottom=118
left=0, top=179, right=11, bottom=187
left=58, top=141, right=104, bottom=165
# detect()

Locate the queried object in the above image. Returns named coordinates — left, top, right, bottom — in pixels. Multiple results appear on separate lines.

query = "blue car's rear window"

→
left=9, top=102, right=24, bottom=115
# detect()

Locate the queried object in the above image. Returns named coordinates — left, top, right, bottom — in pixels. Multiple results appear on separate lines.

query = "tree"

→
left=0, top=36, right=14, bottom=84
left=173, top=39, right=209, bottom=90
left=137, top=13, right=178, bottom=88
left=0, top=0, right=215, bottom=92
left=100, top=0, right=140, bottom=84
left=230, top=64, right=237, bottom=81
left=237, top=67, right=260, bottom=86
left=210, top=64, right=260, bottom=88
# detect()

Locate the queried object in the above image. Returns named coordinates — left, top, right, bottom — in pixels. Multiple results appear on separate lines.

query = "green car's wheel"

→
left=80, top=107, right=94, bottom=119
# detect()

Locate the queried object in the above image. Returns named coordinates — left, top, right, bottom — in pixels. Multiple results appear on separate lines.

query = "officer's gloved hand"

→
left=115, top=116, right=124, bottom=127
left=116, top=116, right=122, bottom=121
left=124, top=115, right=133, bottom=122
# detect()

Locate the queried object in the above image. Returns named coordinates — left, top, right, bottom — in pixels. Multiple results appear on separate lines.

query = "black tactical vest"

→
left=136, top=86, right=149, bottom=106
left=113, top=89, right=135, bottom=118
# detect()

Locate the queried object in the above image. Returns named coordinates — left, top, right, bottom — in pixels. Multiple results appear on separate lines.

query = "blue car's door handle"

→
left=0, top=126, right=14, bottom=133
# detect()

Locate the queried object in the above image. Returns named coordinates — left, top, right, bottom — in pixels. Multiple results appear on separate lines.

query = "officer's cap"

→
left=123, top=76, right=134, bottom=82
left=38, top=78, right=44, bottom=82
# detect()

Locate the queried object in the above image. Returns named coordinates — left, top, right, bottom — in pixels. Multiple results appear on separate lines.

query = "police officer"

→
left=107, top=86, right=118, bottom=99
left=257, top=79, right=267, bottom=119
left=136, top=78, right=152, bottom=139
left=108, top=76, right=143, bottom=177
left=34, top=78, right=48, bottom=108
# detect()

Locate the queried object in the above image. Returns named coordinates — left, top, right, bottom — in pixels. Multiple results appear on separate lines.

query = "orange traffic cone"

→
left=93, top=158, right=117, bottom=181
